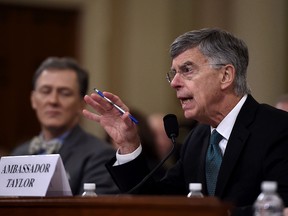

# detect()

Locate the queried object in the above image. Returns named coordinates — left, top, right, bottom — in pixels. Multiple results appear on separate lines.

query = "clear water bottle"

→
left=187, top=183, right=204, bottom=198
left=254, top=181, right=284, bottom=216
left=82, top=183, right=97, bottom=197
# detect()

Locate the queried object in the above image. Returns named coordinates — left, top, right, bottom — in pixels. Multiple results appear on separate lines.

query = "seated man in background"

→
left=12, top=57, right=119, bottom=196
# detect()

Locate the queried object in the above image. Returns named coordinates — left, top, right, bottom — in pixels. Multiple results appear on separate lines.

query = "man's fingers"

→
left=82, top=109, right=100, bottom=122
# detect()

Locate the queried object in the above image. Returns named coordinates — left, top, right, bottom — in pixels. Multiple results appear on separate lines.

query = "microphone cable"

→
left=127, top=114, right=179, bottom=194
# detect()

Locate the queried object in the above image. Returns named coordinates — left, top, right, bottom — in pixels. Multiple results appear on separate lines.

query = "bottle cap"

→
left=189, top=183, right=202, bottom=191
left=84, top=183, right=96, bottom=190
left=261, top=181, right=277, bottom=192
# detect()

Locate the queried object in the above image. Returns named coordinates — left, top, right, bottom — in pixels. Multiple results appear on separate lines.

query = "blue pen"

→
left=94, top=88, right=139, bottom=124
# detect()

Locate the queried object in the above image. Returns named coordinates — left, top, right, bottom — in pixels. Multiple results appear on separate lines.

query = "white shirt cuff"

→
left=114, top=144, right=142, bottom=166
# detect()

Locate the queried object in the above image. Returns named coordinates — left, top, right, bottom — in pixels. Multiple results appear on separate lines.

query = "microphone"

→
left=127, top=114, right=179, bottom=194
left=163, top=114, right=179, bottom=144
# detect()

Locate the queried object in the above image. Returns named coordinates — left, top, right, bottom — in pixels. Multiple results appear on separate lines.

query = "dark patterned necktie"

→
left=29, top=136, right=61, bottom=154
left=205, top=130, right=223, bottom=196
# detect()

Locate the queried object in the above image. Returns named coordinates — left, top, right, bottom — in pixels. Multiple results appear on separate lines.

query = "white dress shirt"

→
left=213, top=94, right=247, bottom=155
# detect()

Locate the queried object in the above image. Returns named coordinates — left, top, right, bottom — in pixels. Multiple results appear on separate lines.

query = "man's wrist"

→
left=115, top=144, right=142, bottom=165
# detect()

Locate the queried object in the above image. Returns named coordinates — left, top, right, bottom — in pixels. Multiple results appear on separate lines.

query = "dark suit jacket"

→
left=12, top=125, right=119, bottom=195
left=106, top=95, right=288, bottom=214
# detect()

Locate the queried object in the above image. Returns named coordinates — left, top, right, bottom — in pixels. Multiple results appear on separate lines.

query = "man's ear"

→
left=220, top=65, right=235, bottom=90
left=31, top=91, right=37, bottom=110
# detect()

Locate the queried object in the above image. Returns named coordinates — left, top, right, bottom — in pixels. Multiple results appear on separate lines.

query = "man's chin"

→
left=184, top=111, right=196, bottom=120
left=43, top=124, right=64, bottom=131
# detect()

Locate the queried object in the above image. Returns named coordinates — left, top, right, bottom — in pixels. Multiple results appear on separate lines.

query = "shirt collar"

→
left=39, top=130, right=71, bottom=145
left=212, top=94, right=247, bottom=140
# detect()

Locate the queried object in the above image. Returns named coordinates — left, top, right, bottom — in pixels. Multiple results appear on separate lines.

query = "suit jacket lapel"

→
left=199, top=128, right=210, bottom=194
left=183, top=125, right=211, bottom=194
left=216, top=125, right=250, bottom=196
left=59, top=125, right=82, bottom=162
left=215, top=95, right=258, bottom=197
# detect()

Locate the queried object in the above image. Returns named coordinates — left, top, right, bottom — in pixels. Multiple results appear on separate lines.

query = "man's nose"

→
left=170, top=72, right=182, bottom=88
left=47, top=91, right=59, bottom=103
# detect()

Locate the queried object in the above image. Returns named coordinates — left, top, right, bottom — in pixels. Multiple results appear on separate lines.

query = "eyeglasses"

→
left=166, top=63, right=226, bottom=83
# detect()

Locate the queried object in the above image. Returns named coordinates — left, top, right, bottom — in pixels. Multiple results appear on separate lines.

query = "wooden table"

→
left=0, top=195, right=232, bottom=216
